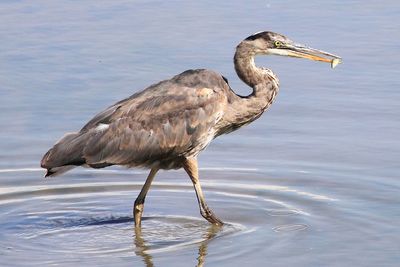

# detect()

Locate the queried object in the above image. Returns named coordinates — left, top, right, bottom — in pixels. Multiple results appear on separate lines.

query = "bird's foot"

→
left=133, top=203, right=144, bottom=227
left=201, top=207, right=224, bottom=226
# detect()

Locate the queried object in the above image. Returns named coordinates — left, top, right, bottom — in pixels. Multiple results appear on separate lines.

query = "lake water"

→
left=1, top=0, right=399, bottom=266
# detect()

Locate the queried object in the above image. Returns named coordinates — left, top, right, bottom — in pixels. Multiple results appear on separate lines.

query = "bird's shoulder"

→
left=169, top=69, right=230, bottom=91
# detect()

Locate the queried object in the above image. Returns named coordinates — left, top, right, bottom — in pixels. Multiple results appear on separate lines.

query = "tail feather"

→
left=41, top=132, right=86, bottom=177
left=44, top=166, right=76, bottom=178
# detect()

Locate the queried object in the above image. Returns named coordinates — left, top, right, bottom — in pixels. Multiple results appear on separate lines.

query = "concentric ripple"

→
left=0, top=168, right=337, bottom=266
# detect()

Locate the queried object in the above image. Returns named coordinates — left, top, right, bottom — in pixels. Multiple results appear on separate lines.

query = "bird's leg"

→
left=134, top=168, right=158, bottom=227
left=182, top=158, right=223, bottom=226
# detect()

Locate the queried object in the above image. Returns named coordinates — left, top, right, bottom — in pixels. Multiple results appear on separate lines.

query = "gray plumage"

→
left=41, top=31, right=341, bottom=226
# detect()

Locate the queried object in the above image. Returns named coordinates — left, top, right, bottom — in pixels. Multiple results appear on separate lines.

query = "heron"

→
left=41, top=31, right=341, bottom=227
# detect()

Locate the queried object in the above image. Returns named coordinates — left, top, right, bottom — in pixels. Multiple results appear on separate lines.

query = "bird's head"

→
left=243, top=31, right=342, bottom=68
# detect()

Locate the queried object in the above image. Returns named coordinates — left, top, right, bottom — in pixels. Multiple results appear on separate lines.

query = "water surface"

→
left=0, top=1, right=399, bottom=266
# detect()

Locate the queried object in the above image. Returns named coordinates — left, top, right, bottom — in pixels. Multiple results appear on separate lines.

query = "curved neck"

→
left=222, top=42, right=279, bottom=130
left=234, top=42, right=279, bottom=89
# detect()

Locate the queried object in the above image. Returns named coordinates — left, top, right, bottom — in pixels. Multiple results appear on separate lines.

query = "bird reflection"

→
left=133, top=223, right=222, bottom=267
left=195, top=224, right=221, bottom=267
left=134, top=227, right=154, bottom=267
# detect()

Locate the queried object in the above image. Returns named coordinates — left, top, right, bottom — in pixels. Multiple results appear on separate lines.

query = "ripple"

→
left=136, top=216, right=244, bottom=253
left=0, top=167, right=335, bottom=266
left=266, top=209, right=302, bottom=216
left=0, top=166, right=259, bottom=174
left=272, top=224, right=308, bottom=233
left=0, top=168, right=43, bottom=173
left=8, top=213, right=244, bottom=259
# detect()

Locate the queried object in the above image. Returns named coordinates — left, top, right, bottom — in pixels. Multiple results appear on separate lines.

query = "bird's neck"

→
left=224, top=43, right=279, bottom=130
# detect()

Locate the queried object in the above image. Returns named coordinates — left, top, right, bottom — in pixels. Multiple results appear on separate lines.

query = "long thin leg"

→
left=182, top=157, right=223, bottom=225
left=134, top=168, right=158, bottom=227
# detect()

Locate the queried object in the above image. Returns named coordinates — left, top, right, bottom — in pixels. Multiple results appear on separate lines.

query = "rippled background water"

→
left=1, top=1, right=399, bottom=266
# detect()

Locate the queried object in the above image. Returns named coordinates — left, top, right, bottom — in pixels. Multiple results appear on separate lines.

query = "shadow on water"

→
left=51, top=215, right=133, bottom=228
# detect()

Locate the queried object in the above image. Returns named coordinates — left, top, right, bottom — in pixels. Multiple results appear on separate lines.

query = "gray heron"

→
left=41, top=31, right=341, bottom=226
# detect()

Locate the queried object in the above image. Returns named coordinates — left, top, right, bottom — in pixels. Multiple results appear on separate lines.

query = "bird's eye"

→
left=274, top=41, right=282, bottom=47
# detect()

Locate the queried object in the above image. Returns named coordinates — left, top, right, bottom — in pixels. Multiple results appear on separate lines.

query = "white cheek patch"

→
left=266, top=48, right=290, bottom=56
left=96, top=123, right=110, bottom=132
left=253, top=39, right=267, bottom=50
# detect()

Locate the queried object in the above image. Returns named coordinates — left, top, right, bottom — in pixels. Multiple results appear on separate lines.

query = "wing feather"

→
left=82, top=81, right=227, bottom=168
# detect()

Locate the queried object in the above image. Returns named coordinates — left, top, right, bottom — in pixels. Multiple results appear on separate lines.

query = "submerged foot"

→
left=134, top=203, right=144, bottom=227
left=201, top=207, right=224, bottom=226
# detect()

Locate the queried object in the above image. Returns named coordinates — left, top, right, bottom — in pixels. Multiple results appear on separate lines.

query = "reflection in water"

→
left=195, top=224, right=221, bottom=267
left=134, top=227, right=154, bottom=267
left=133, top=223, right=222, bottom=267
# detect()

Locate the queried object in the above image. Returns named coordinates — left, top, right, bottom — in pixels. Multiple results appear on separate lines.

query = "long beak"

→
left=283, top=43, right=342, bottom=68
